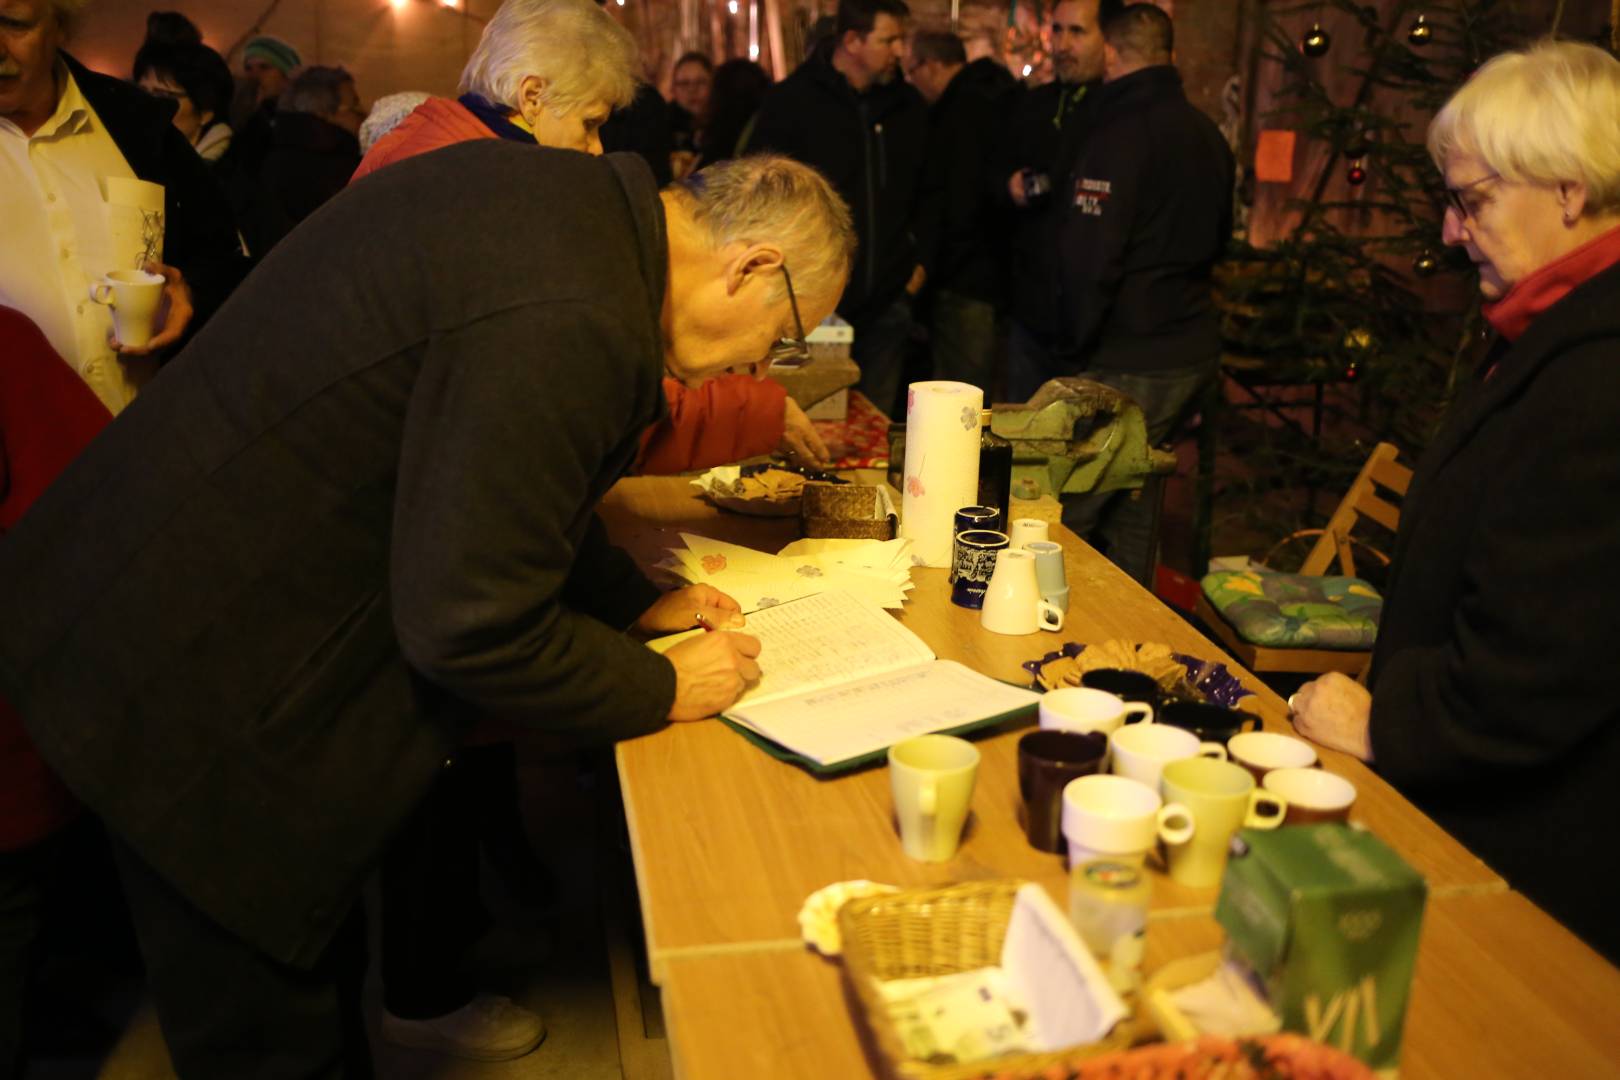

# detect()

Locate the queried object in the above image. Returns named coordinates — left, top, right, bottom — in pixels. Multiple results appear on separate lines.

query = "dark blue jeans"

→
left=930, top=290, right=998, bottom=396
left=1060, top=363, right=1214, bottom=586
left=851, top=296, right=917, bottom=419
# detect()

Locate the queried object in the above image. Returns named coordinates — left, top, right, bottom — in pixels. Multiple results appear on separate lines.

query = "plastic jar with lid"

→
left=1069, top=858, right=1151, bottom=994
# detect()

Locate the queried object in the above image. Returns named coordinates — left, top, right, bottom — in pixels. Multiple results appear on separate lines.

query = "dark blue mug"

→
left=950, top=506, right=1001, bottom=582
left=951, top=529, right=1009, bottom=609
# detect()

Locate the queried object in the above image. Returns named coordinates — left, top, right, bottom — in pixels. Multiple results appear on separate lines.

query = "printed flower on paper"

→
left=757, top=596, right=781, bottom=608
left=796, top=565, right=824, bottom=577
left=907, top=388, right=916, bottom=414
left=906, top=475, right=926, bottom=498
left=700, top=554, right=727, bottom=574
left=961, top=405, right=977, bottom=431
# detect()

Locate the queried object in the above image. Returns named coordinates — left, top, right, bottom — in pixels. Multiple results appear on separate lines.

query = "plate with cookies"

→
left=1021, top=639, right=1253, bottom=709
left=692, top=462, right=842, bottom=516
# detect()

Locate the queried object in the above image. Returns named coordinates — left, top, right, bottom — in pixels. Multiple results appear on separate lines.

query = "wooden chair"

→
left=1195, top=441, right=1412, bottom=676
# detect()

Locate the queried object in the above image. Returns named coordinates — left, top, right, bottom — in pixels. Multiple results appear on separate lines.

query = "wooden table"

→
left=600, top=476, right=1499, bottom=983
left=598, top=475, right=1616, bottom=1078
left=657, top=889, right=1620, bottom=1079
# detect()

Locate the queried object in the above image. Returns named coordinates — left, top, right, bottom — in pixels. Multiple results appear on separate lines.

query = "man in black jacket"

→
left=750, top=0, right=927, bottom=418
left=0, top=0, right=244, bottom=415
left=1054, top=4, right=1233, bottom=584
left=996, top=0, right=1121, bottom=402
left=907, top=31, right=1008, bottom=394
left=0, top=148, right=852, bottom=1074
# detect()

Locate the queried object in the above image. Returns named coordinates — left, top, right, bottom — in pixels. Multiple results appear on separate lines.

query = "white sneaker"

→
left=381, top=993, right=547, bottom=1061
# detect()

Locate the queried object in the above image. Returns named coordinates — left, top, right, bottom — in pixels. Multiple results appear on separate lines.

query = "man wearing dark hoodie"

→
left=749, top=0, right=928, bottom=419
left=907, top=31, right=1015, bottom=394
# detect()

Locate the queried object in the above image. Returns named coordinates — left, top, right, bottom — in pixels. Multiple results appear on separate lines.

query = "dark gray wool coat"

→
left=0, top=141, right=677, bottom=968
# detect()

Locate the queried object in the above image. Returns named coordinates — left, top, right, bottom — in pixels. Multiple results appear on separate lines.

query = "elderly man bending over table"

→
left=0, top=148, right=854, bottom=1075
left=1290, top=40, right=1620, bottom=965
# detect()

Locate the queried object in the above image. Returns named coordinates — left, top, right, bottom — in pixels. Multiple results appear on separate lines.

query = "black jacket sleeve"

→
left=390, top=300, right=676, bottom=737
left=1370, top=343, right=1620, bottom=787
left=157, top=122, right=247, bottom=329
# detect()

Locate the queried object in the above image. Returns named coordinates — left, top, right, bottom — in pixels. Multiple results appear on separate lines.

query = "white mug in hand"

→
left=89, top=268, right=164, bottom=348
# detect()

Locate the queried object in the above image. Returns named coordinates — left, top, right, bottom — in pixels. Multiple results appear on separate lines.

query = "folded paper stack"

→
left=657, top=533, right=915, bottom=610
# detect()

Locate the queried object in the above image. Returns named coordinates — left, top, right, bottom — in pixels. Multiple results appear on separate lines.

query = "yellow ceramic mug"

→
left=1156, top=757, right=1287, bottom=887
left=888, top=735, right=980, bottom=862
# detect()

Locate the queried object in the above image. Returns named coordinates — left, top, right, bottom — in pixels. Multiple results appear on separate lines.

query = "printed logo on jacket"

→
left=1073, top=177, right=1111, bottom=216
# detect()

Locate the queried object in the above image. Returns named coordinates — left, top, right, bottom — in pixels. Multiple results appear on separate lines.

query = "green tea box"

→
left=1215, top=825, right=1427, bottom=1072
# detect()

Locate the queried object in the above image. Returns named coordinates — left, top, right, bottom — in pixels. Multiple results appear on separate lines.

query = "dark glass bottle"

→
left=977, top=409, right=1012, bottom=533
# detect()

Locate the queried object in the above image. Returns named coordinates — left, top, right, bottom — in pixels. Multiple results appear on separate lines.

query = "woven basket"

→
left=837, top=880, right=1136, bottom=1080
left=802, top=482, right=896, bottom=540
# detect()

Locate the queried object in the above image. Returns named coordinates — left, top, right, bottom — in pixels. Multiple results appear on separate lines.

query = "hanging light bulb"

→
left=441, top=0, right=458, bottom=8
left=1301, top=23, right=1331, bottom=57
left=749, top=43, right=760, bottom=58
left=1021, top=63, right=1033, bottom=77
left=388, top=0, right=406, bottom=9
left=728, top=0, right=739, bottom=13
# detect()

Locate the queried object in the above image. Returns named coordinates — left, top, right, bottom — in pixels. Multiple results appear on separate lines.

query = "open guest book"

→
left=653, top=590, right=1040, bottom=775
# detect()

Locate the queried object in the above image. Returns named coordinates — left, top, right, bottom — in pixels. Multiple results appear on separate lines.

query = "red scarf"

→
left=1482, top=223, right=1620, bottom=343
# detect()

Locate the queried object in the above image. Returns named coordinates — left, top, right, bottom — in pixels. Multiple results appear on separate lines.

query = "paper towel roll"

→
left=899, top=381, right=984, bottom=567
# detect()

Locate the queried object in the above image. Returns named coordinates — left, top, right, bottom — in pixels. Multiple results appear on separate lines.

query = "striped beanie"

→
left=243, top=35, right=301, bottom=75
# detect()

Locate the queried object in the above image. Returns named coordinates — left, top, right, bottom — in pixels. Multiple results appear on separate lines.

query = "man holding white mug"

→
left=0, top=0, right=243, bottom=415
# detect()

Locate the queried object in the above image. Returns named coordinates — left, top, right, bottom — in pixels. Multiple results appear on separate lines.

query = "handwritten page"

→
left=727, top=660, right=1038, bottom=766
left=737, top=591, right=936, bottom=707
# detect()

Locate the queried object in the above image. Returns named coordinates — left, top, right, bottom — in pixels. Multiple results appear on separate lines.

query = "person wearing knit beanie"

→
left=242, top=34, right=301, bottom=104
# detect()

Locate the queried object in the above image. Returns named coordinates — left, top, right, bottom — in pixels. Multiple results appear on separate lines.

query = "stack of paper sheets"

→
left=657, top=533, right=914, bottom=610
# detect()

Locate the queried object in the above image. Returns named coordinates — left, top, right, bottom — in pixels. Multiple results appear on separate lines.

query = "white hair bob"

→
left=1428, top=39, right=1620, bottom=214
left=458, top=0, right=638, bottom=117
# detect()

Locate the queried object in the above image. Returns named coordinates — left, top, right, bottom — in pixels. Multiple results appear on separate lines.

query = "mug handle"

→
left=1157, top=802, right=1195, bottom=846
left=919, top=778, right=937, bottom=818
left=1197, top=741, right=1228, bottom=761
left=1037, top=599, right=1063, bottom=632
left=1245, top=790, right=1287, bottom=829
left=88, top=280, right=115, bottom=306
left=1121, top=703, right=1154, bottom=725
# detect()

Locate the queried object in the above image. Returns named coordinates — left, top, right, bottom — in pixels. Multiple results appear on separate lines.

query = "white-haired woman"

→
left=354, top=0, right=636, bottom=178
left=1290, top=40, right=1620, bottom=963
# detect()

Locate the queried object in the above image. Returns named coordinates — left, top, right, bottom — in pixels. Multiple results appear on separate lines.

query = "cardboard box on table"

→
left=770, top=316, right=858, bottom=421
left=1215, top=825, right=1427, bottom=1073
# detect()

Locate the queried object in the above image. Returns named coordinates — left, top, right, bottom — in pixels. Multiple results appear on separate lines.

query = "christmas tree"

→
left=1208, top=0, right=1560, bottom=566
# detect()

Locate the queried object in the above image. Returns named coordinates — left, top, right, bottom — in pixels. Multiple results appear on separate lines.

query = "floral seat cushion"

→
left=1201, top=570, right=1382, bottom=650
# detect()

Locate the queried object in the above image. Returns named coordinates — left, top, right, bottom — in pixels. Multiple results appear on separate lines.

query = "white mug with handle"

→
left=979, top=549, right=1063, bottom=635
left=89, top=268, right=164, bottom=348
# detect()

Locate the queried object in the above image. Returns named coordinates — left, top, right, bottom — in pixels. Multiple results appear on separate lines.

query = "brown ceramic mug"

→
left=1263, top=767, right=1357, bottom=825
left=1017, top=730, right=1108, bottom=853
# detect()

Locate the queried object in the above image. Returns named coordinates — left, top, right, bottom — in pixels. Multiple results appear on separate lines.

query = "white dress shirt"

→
left=0, top=62, right=151, bottom=415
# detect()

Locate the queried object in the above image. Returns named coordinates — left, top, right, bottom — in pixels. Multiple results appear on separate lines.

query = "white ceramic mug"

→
left=1060, top=774, right=1163, bottom=866
left=1228, top=731, right=1318, bottom=782
left=1039, top=686, right=1153, bottom=736
left=888, top=735, right=980, bottom=862
left=88, top=268, right=164, bottom=348
left=1110, top=722, right=1227, bottom=790
left=979, top=549, right=1063, bottom=635
left=1007, top=517, right=1050, bottom=550
left=1264, top=767, right=1357, bottom=825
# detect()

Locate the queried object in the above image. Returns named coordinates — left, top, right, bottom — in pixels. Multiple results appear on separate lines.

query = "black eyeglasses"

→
left=765, top=265, right=811, bottom=368
left=1444, top=171, right=1499, bottom=220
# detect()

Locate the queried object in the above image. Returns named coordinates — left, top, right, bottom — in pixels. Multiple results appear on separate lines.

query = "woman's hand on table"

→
left=778, top=398, right=830, bottom=467
left=1289, top=672, right=1374, bottom=762
left=635, top=584, right=744, bottom=635
left=665, top=631, right=762, bottom=720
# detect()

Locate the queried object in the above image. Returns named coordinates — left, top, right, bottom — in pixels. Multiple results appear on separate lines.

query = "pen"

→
left=693, top=612, right=716, bottom=633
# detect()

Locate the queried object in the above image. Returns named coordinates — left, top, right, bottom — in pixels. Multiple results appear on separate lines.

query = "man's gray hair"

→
left=1428, top=39, right=1620, bottom=215
left=671, top=155, right=856, bottom=304
left=459, top=0, right=638, bottom=117
left=910, top=30, right=967, bottom=67
left=280, top=65, right=355, bottom=117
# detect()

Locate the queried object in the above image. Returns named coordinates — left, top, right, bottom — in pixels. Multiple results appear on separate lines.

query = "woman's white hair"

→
left=458, top=0, right=638, bottom=117
left=1428, top=39, right=1620, bottom=214
left=670, top=154, right=856, bottom=305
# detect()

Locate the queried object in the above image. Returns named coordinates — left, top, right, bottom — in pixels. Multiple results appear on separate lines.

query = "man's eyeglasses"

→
left=765, top=265, right=811, bottom=368
left=1444, top=171, right=1499, bottom=220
